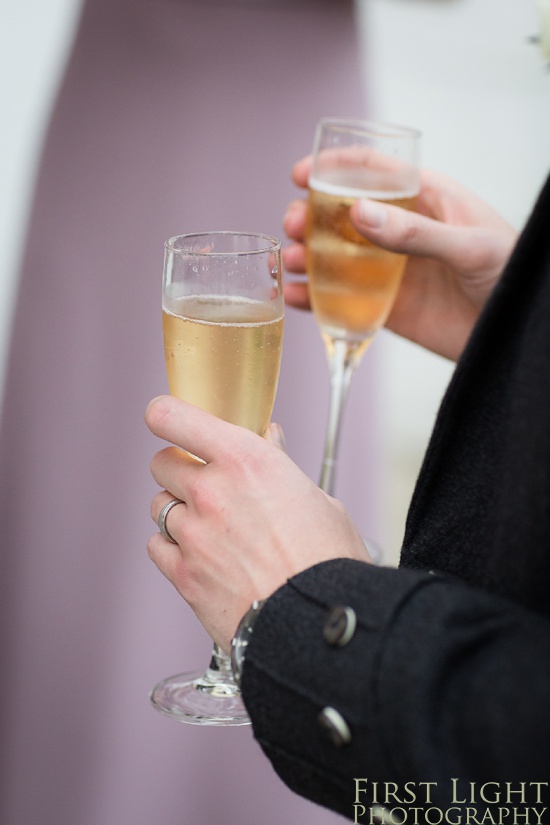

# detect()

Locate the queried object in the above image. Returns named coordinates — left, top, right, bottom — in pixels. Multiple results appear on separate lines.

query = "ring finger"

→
left=151, top=490, right=187, bottom=545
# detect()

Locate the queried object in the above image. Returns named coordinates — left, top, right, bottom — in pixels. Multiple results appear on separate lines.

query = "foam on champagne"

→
left=309, top=174, right=419, bottom=202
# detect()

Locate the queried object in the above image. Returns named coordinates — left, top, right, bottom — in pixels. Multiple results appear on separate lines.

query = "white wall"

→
left=357, top=0, right=550, bottom=555
left=0, top=0, right=82, bottom=387
left=1, top=0, right=549, bottom=556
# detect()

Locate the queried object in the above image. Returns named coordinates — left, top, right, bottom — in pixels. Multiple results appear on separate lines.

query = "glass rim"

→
left=165, top=231, right=282, bottom=257
left=317, top=117, right=421, bottom=141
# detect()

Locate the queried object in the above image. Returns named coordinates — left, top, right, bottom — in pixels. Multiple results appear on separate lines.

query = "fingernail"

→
left=145, top=395, right=168, bottom=416
left=267, top=422, right=286, bottom=452
left=357, top=199, right=387, bottom=228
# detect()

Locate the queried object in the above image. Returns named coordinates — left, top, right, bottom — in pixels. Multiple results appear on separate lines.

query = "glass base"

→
left=363, top=536, right=383, bottom=565
left=150, top=666, right=251, bottom=726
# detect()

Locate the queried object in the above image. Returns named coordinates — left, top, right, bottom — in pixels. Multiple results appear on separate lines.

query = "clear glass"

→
left=151, top=231, right=284, bottom=725
left=307, top=118, right=421, bottom=495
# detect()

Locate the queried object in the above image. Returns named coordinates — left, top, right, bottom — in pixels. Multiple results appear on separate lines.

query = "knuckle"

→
left=332, top=498, right=347, bottom=515
left=400, top=216, right=421, bottom=247
left=150, top=446, right=177, bottom=477
left=147, top=533, right=160, bottom=561
left=459, top=230, right=504, bottom=275
left=149, top=491, right=168, bottom=524
left=188, top=474, right=216, bottom=514
left=233, top=445, right=263, bottom=481
left=149, top=449, right=165, bottom=477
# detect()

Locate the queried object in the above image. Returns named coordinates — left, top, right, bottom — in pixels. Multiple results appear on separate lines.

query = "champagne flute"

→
left=151, top=231, right=284, bottom=726
left=307, top=118, right=421, bottom=495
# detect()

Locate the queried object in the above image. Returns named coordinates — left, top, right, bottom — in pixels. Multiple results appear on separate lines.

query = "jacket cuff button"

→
left=323, top=605, right=357, bottom=647
left=318, top=706, right=352, bottom=747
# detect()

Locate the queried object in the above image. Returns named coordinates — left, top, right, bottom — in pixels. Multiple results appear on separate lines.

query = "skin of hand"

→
left=284, top=157, right=518, bottom=361
left=146, top=395, right=371, bottom=653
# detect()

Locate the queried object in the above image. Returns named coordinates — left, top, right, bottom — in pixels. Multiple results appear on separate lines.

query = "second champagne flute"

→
left=307, top=118, right=421, bottom=495
left=151, top=231, right=284, bottom=726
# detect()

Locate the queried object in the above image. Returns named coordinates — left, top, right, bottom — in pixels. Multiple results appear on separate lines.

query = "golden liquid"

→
left=162, top=294, right=284, bottom=436
left=307, top=183, right=416, bottom=350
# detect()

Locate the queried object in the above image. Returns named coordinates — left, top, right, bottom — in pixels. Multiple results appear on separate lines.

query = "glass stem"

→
left=319, top=338, right=363, bottom=496
left=208, top=642, right=232, bottom=674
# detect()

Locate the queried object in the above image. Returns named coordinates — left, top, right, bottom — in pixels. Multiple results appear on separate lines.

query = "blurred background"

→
left=1, top=0, right=548, bottom=558
left=0, top=4, right=550, bottom=825
left=360, top=0, right=550, bottom=558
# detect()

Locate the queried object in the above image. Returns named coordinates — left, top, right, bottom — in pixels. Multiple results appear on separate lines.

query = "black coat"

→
left=242, top=174, right=550, bottom=822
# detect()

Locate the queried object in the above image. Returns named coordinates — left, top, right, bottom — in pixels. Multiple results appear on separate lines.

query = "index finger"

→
left=145, top=395, right=255, bottom=463
left=312, top=146, right=419, bottom=196
left=291, top=156, right=312, bottom=188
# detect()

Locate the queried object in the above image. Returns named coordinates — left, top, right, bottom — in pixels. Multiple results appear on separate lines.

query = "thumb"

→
left=350, top=198, right=479, bottom=270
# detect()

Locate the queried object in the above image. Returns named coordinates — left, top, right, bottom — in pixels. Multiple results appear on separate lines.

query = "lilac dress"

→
left=0, top=1, right=376, bottom=823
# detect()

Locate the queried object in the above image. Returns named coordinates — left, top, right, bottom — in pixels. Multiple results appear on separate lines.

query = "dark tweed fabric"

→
left=243, top=174, right=550, bottom=821
left=402, top=173, right=550, bottom=614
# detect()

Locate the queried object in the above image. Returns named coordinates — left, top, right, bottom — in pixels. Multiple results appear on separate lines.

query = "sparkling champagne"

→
left=162, top=294, right=284, bottom=436
left=307, top=180, right=417, bottom=350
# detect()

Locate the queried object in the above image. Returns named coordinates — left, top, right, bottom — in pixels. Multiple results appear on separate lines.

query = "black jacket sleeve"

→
left=241, top=558, right=550, bottom=820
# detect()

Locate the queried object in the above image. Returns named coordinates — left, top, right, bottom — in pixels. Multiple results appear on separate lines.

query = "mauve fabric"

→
left=0, top=1, right=375, bottom=824
left=242, top=177, right=550, bottom=820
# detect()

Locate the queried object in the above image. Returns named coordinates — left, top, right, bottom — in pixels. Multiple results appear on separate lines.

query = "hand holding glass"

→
left=307, top=118, right=421, bottom=494
left=151, top=232, right=284, bottom=726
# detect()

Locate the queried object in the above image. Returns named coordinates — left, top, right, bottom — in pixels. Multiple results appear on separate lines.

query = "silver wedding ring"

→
left=158, top=497, right=184, bottom=543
